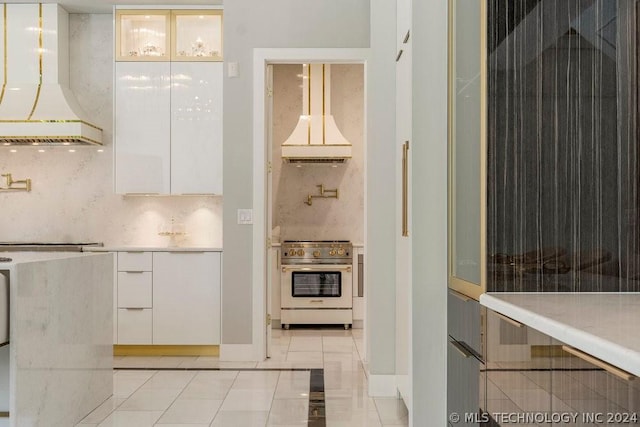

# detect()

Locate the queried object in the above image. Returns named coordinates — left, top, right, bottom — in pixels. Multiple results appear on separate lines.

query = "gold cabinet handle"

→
left=562, top=345, right=636, bottom=381
left=449, top=339, right=472, bottom=358
left=450, top=289, right=471, bottom=302
left=402, top=141, right=410, bottom=237
left=403, top=30, right=411, bottom=44
left=309, top=300, right=324, bottom=303
left=494, top=312, right=523, bottom=328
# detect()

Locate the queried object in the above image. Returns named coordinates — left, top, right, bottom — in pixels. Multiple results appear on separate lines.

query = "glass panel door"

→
left=171, top=10, right=223, bottom=61
left=448, top=0, right=487, bottom=299
left=115, top=10, right=170, bottom=61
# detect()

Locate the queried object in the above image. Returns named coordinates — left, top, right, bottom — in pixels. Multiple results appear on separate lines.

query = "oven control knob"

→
left=313, top=250, right=321, bottom=257
left=337, top=248, right=345, bottom=256
left=297, top=249, right=305, bottom=256
left=329, top=250, right=336, bottom=256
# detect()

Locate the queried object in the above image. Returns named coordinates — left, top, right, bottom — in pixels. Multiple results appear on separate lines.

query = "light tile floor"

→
left=76, top=328, right=409, bottom=427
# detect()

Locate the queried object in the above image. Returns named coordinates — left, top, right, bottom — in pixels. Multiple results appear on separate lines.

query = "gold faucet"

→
left=1, top=173, right=31, bottom=192
left=305, top=184, right=339, bottom=206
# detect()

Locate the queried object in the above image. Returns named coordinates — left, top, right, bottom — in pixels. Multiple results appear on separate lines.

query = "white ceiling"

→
left=2, top=1, right=223, bottom=14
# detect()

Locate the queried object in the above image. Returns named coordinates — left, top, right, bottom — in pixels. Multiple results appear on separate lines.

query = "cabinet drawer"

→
left=117, top=308, right=152, bottom=344
left=117, top=252, right=152, bottom=272
left=118, top=272, right=152, bottom=308
left=448, top=290, right=481, bottom=355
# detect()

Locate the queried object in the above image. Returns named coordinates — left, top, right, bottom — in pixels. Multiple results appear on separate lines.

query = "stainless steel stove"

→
left=280, top=240, right=353, bottom=329
left=281, top=240, right=353, bottom=265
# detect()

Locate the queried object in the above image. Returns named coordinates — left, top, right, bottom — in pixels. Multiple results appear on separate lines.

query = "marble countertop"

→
left=480, top=292, right=640, bottom=377
left=0, top=250, right=113, bottom=424
left=0, top=251, right=100, bottom=267
left=83, top=246, right=222, bottom=252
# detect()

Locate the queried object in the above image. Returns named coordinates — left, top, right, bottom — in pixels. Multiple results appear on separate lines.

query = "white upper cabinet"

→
left=114, top=8, right=223, bottom=195
left=115, top=61, right=171, bottom=194
left=170, top=62, right=223, bottom=195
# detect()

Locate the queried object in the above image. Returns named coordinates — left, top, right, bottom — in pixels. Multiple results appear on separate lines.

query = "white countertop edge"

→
left=83, top=246, right=222, bottom=252
left=480, top=293, right=640, bottom=378
left=0, top=251, right=110, bottom=268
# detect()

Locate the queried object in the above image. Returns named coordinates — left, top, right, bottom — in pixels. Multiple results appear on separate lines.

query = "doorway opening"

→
left=251, top=48, right=369, bottom=362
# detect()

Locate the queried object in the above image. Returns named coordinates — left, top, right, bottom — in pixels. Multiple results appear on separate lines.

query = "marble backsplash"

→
left=271, top=64, right=364, bottom=242
left=0, top=14, right=222, bottom=248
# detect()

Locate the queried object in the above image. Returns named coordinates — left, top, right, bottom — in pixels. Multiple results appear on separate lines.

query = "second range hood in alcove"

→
left=281, top=64, right=352, bottom=164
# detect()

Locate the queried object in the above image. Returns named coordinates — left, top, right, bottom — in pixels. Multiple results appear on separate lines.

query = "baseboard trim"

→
left=368, top=374, right=397, bottom=397
left=220, top=344, right=259, bottom=361
left=114, top=345, right=219, bottom=357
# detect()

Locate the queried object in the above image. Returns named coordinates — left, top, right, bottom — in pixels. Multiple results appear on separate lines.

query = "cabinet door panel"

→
left=448, top=0, right=486, bottom=299
left=448, top=338, right=482, bottom=426
left=115, top=62, right=171, bottom=194
left=170, top=62, right=223, bottom=194
left=117, top=251, right=153, bottom=272
left=118, top=272, right=152, bottom=308
left=152, top=252, right=221, bottom=344
left=118, top=308, right=152, bottom=344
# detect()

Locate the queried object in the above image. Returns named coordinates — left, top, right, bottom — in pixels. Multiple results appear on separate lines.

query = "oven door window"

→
left=291, top=271, right=342, bottom=297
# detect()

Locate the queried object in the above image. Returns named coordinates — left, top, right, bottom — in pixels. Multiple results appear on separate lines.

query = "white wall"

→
left=367, top=0, right=398, bottom=382
left=411, top=0, right=449, bottom=423
left=0, top=14, right=222, bottom=248
left=272, top=64, right=364, bottom=242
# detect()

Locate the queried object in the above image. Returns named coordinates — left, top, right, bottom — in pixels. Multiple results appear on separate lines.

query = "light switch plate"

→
left=237, top=209, right=253, bottom=225
left=228, top=62, right=239, bottom=78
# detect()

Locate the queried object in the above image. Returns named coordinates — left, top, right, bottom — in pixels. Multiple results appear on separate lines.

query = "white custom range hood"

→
left=281, top=64, right=351, bottom=164
left=0, top=4, right=102, bottom=146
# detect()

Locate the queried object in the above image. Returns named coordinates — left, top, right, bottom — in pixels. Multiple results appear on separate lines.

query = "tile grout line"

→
left=264, top=371, right=282, bottom=425
left=154, top=369, right=200, bottom=425
left=92, top=370, right=159, bottom=426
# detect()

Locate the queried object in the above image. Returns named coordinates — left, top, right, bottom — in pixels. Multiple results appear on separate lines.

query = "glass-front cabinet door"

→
left=115, top=10, right=170, bottom=61
left=171, top=10, right=223, bottom=61
left=116, top=9, right=223, bottom=62
left=448, top=0, right=487, bottom=300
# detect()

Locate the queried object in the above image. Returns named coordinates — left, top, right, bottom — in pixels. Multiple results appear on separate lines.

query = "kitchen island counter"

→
left=0, top=251, right=113, bottom=426
left=480, top=292, right=640, bottom=377
left=83, top=246, right=222, bottom=252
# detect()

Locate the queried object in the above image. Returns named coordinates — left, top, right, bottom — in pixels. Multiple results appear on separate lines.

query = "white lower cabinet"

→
left=117, top=272, right=152, bottom=308
left=152, top=252, right=221, bottom=345
left=115, top=250, right=221, bottom=345
left=118, top=309, right=153, bottom=344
